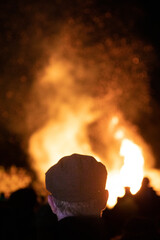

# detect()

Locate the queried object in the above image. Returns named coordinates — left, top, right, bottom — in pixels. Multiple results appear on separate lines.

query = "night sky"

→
left=0, top=0, right=160, bottom=173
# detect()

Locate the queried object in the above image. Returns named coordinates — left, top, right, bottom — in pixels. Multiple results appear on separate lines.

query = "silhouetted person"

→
left=103, top=186, right=138, bottom=238
left=0, top=192, right=11, bottom=240
left=45, top=153, right=109, bottom=240
left=35, top=200, right=58, bottom=240
left=116, top=186, right=138, bottom=218
left=7, top=187, right=38, bottom=240
left=134, top=177, right=160, bottom=218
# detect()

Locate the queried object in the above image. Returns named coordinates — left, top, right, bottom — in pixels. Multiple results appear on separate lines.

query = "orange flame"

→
left=29, top=111, right=100, bottom=182
left=26, top=28, right=160, bottom=207
left=28, top=112, right=160, bottom=207
left=106, top=137, right=144, bottom=208
left=120, top=139, right=144, bottom=194
left=28, top=113, right=156, bottom=208
left=0, top=166, right=31, bottom=197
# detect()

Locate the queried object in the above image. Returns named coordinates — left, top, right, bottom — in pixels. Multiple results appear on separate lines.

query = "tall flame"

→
left=106, top=137, right=144, bottom=208
left=29, top=113, right=148, bottom=207
left=120, top=139, right=144, bottom=194
left=29, top=109, right=100, bottom=182
left=26, top=26, right=160, bottom=206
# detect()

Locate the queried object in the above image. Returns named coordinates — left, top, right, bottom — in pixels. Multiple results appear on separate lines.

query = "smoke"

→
left=27, top=21, right=152, bottom=126
left=25, top=16, right=156, bottom=179
left=0, top=1, right=159, bottom=191
left=0, top=1, right=153, bottom=134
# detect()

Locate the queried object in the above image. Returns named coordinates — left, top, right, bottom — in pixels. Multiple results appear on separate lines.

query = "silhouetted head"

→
left=9, top=187, right=37, bottom=211
left=45, top=153, right=108, bottom=219
left=142, top=177, right=150, bottom=187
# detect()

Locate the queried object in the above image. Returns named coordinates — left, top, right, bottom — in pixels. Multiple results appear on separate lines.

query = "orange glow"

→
left=106, top=137, right=144, bottom=208
left=1, top=17, right=160, bottom=205
left=0, top=166, right=31, bottom=197
left=29, top=111, right=100, bottom=182
left=114, top=129, right=124, bottom=139
left=111, top=116, right=119, bottom=126
left=25, top=27, right=159, bottom=207
left=29, top=114, right=149, bottom=208
left=120, top=139, right=144, bottom=194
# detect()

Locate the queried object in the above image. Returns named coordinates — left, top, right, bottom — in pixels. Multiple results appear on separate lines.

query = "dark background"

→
left=0, top=0, right=160, bottom=173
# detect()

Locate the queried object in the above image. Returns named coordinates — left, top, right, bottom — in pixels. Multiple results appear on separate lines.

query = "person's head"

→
left=142, top=177, right=150, bottom=187
left=45, top=153, right=108, bottom=220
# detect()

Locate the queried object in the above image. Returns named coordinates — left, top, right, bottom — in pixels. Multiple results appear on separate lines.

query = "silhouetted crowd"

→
left=0, top=177, right=160, bottom=240
left=103, top=177, right=160, bottom=239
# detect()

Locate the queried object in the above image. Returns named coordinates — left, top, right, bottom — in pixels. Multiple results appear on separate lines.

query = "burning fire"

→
left=2, top=22, right=158, bottom=206
left=1, top=9, right=160, bottom=206
left=120, top=139, right=144, bottom=194
left=27, top=50, right=160, bottom=208
left=28, top=112, right=152, bottom=208
left=0, top=166, right=31, bottom=198
left=106, top=137, right=144, bottom=207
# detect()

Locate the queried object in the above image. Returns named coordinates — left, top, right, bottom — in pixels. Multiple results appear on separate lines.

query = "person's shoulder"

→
left=57, top=216, right=110, bottom=240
